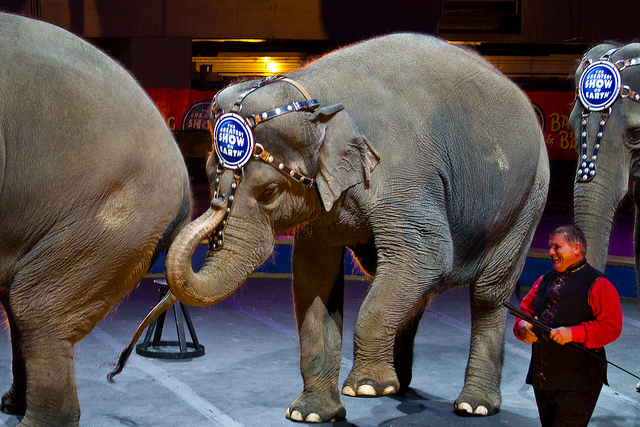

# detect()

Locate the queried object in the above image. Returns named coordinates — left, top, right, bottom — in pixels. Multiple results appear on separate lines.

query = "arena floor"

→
left=2, top=274, right=640, bottom=426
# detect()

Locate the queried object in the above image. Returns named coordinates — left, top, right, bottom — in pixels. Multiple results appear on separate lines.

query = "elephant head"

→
left=570, top=43, right=640, bottom=295
left=165, top=75, right=379, bottom=307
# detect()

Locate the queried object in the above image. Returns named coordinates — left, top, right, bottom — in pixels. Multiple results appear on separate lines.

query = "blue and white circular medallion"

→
left=181, top=100, right=212, bottom=131
left=578, top=61, right=622, bottom=111
left=213, top=113, right=255, bottom=169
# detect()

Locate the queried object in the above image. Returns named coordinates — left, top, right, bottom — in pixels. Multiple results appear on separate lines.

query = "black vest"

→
left=526, top=260, right=608, bottom=390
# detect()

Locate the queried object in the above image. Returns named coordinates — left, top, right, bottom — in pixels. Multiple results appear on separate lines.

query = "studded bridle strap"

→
left=580, top=48, right=618, bottom=69
left=240, top=77, right=319, bottom=128
left=210, top=167, right=242, bottom=250
left=621, top=86, right=640, bottom=103
left=577, top=49, right=640, bottom=182
left=247, top=99, right=319, bottom=128
left=577, top=110, right=609, bottom=181
left=615, top=57, right=640, bottom=71
left=208, top=76, right=319, bottom=250
left=224, top=75, right=315, bottom=115
left=254, top=143, right=315, bottom=187
left=212, top=75, right=318, bottom=185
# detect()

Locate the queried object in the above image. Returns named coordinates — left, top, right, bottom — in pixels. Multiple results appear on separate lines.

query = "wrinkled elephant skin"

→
left=0, top=13, right=191, bottom=426
left=570, top=42, right=640, bottom=300
left=167, top=33, right=550, bottom=422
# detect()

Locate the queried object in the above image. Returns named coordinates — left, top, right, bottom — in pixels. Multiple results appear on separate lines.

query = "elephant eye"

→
left=256, top=182, right=283, bottom=205
left=625, top=128, right=640, bottom=148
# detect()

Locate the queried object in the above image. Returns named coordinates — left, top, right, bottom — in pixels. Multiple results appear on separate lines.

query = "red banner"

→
left=147, top=88, right=577, bottom=161
left=146, top=88, right=217, bottom=132
left=526, top=91, right=577, bottom=161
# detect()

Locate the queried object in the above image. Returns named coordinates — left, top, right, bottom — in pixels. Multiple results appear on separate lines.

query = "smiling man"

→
left=513, top=225, right=622, bottom=427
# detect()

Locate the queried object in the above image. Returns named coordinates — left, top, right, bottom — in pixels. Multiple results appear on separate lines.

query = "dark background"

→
left=3, top=0, right=639, bottom=216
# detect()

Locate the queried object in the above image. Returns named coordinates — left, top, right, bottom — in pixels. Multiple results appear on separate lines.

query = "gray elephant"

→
left=116, top=33, right=549, bottom=422
left=0, top=13, right=191, bottom=426
left=570, top=42, right=640, bottom=298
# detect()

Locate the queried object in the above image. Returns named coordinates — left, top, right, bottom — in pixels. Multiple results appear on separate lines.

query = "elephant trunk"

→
left=574, top=170, right=626, bottom=273
left=165, top=199, right=233, bottom=307
left=165, top=199, right=273, bottom=307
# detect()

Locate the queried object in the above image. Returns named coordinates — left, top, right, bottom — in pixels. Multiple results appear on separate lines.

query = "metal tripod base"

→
left=135, top=279, right=205, bottom=360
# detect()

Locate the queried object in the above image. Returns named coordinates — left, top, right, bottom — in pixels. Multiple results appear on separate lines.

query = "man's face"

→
left=548, top=233, right=584, bottom=273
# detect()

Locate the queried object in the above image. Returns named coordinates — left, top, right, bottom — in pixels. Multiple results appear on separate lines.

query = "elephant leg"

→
left=394, top=303, right=427, bottom=393
left=345, top=240, right=426, bottom=393
left=341, top=279, right=427, bottom=398
left=287, top=231, right=346, bottom=423
left=455, top=225, right=538, bottom=415
left=454, top=293, right=507, bottom=416
left=342, top=239, right=446, bottom=399
left=6, top=245, right=150, bottom=425
left=0, top=286, right=27, bottom=416
left=455, top=159, right=546, bottom=416
left=20, top=338, right=80, bottom=426
left=7, top=276, right=81, bottom=425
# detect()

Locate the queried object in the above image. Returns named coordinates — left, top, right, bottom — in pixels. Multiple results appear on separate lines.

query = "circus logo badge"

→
left=578, top=61, right=621, bottom=111
left=181, top=100, right=212, bottom=131
left=213, top=113, right=255, bottom=169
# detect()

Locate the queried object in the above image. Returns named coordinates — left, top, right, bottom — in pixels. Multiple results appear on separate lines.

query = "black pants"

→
left=533, top=385, right=603, bottom=427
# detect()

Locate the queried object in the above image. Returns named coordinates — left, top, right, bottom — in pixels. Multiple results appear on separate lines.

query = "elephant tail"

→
left=107, top=290, right=178, bottom=381
left=149, top=193, right=192, bottom=271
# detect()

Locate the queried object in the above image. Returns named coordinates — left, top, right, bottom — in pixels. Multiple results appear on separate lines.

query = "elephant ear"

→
left=311, top=104, right=380, bottom=211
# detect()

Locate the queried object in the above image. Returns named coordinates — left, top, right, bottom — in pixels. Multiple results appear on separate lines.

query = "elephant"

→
left=114, top=32, right=550, bottom=422
left=0, top=12, right=191, bottom=426
left=570, top=42, right=640, bottom=301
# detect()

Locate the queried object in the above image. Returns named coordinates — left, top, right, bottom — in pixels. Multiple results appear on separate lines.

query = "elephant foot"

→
left=1, top=385, right=26, bottom=415
left=341, top=363, right=399, bottom=398
left=19, top=409, right=80, bottom=427
left=286, top=390, right=346, bottom=423
left=454, top=388, right=501, bottom=416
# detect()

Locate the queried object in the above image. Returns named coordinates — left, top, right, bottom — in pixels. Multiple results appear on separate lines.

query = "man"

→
left=513, top=225, right=622, bottom=426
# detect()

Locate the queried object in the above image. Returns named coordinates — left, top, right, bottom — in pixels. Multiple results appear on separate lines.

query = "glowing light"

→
left=265, top=61, right=280, bottom=74
left=192, top=38, right=267, bottom=43
left=193, top=53, right=303, bottom=76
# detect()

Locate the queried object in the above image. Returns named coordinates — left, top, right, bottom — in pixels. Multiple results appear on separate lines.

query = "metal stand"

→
left=135, top=279, right=205, bottom=359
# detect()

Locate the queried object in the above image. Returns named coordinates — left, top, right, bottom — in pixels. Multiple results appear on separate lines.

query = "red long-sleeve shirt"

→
left=513, top=276, right=623, bottom=349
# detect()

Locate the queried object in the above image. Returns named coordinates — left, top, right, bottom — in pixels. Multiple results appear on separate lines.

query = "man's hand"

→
left=519, top=320, right=538, bottom=344
left=550, top=326, right=572, bottom=345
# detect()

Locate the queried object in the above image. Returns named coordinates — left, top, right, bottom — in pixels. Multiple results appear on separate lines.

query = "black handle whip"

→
left=503, top=302, right=640, bottom=381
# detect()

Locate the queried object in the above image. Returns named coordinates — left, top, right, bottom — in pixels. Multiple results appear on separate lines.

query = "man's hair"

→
left=551, top=225, right=587, bottom=255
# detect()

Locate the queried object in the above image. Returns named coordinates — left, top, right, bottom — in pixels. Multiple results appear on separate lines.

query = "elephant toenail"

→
left=474, top=405, right=488, bottom=415
left=456, top=402, right=473, bottom=413
left=305, top=413, right=321, bottom=422
left=356, top=384, right=377, bottom=396
left=342, top=385, right=356, bottom=396
left=290, top=410, right=304, bottom=421
left=382, top=385, right=396, bottom=395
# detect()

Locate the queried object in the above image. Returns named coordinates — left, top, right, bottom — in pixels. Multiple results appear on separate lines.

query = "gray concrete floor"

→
left=2, top=276, right=640, bottom=426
